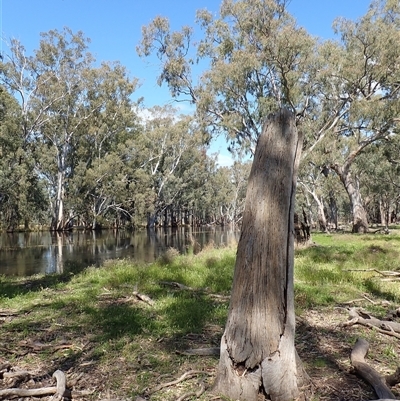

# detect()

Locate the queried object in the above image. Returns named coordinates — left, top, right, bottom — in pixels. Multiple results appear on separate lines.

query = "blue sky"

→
left=0, top=0, right=371, bottom=165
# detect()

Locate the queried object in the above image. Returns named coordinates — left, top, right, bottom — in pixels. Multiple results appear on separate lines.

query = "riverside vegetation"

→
left=1, top=232, right=400, bottom=400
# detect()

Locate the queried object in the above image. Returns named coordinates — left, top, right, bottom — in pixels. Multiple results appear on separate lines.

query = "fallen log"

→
left=350, top=338, right=396, bottom=400
left=0, top=386, right=57, bottom=399
left=344, top=308, right=400, bottom=339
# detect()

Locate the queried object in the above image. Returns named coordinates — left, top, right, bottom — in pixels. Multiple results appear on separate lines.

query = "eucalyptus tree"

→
left=67, top=63, right=140, bottom=229
left=134, top=105, right=209, bottom=227
left=138, top=0, right=400, bottom=235
left=356, top=138, right=400, bottom=227
left=0, top=28, right=139, bottom=230
left=137, top=0, right=318, bottom=155
left=203, top=160, right=250, bottom=225
left=0, top=85, right=48, bottom=230
left=307, top=0, right=400, bottom=232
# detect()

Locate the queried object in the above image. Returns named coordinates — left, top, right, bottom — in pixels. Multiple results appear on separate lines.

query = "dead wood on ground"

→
left=177, top=347, right=220, bottom=356
left=0, top=369, right=66, bottom=400
left=146, top=369, right=212, bottom=395
left=350, top=338, right=396, bottom=400
left=343, top=269, right=400, bottom=280
left=132, top=291, right=155, bottom=306
left=159, top=281, right=229, bottom=300
left=343, top=308, right=400, bottom=338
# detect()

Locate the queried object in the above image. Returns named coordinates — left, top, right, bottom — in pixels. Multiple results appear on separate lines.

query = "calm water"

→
left=0, top=227, right=239, bottom=277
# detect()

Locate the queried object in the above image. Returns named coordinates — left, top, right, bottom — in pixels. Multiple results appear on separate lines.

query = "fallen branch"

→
left=0, top=386, right=57, bottom=399
left=0, top=309, right=18, bottom=317
left=18, top=339, right=75, bottom=352
left=159, top=281, right=196, bottom=291
left=343, top=269, right=400, bottom=277
left=49, top=370, right=67, bottom=401
left=3, top=370, right=31, bottom=379
left=0, top=369, right=66, bottom=400
left=343, top=308, right=400, bottom=339
left=176, top=381, right=206, bottom=401
left=350, top=338, right=396, bottom=399
left=177, top=347, right=220, bottom=356
left=147, top=369, right=212, bottom=395
left=132, top=291, right=155, bottom=306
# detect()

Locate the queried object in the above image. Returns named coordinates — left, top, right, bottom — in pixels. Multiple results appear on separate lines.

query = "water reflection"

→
left=0, top=227, right=239, bottom=277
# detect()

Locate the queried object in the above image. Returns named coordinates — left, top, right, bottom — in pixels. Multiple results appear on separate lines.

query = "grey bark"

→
left=213, top=108, right=305, bottom=401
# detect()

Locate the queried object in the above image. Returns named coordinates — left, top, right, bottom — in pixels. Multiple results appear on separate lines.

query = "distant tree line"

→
left=138, top=0, right=400, bottom=233
left=0, top=28, right=249, bottom=231
left=2, top=0, right=400, bottom=234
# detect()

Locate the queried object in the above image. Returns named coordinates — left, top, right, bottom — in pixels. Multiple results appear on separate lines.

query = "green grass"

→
left=294, top=232, right=400, bottom=311
left=1, top=232, right=400, bottom=399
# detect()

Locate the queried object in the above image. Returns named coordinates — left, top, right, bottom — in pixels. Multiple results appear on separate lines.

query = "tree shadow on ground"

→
left=0, top=272, right=75, bottom=299
left=295, top=310, right=400, bottom=401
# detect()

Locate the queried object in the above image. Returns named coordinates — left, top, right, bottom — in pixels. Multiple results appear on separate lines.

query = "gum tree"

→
left=0, top=28, right=139, bottom=230
left=0, top=85, right=47, bottom=230
left=306, top=0, right=400, bottom=232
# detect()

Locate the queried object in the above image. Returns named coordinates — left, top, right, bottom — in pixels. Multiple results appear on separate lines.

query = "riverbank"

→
left=1, top=233, right=400, bottom=400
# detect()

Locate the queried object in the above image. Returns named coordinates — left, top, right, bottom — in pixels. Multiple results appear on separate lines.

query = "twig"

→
left=361, top=294, right=376, bottom=305
left=343, top=268, right=400, bottom=277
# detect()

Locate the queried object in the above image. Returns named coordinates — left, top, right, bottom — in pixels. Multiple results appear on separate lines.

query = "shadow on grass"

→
left=0, top=272, right=75, bottom=299
left=363, top=278, right=399, bottom=303
left=296, top=245, right=354, bottom=265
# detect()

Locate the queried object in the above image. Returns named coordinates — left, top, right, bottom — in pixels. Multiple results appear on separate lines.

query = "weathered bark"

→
left=213, top=108, right=305, bottom=401
left=331, top=164, right=369, bottom=233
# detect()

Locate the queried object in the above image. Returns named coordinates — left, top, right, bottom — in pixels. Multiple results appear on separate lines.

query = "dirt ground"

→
left=1, top=303, right=399, bottom=401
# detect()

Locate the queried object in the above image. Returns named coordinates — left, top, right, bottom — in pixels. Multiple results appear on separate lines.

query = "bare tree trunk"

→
left=213, top=109, right=306, bottom=401
left=52, top=170, right=65, bottom=231
left=300, top=183, right=327, bottom=232
left=328, top=191, right=338, bottom=230
left=331, top=164, right=369, bottom=233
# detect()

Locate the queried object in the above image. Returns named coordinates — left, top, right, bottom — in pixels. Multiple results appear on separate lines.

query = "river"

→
left=0, top=227, right=239, bottom=277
